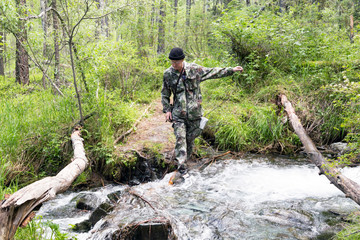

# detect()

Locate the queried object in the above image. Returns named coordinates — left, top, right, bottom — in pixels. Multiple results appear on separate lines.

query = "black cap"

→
left=169, top=47, right=185, bottom=60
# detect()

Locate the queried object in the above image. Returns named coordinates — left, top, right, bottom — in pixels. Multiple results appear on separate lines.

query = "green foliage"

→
left=334, top=212, right=360, bottom=240
left=15, top=216, right=72, bottom=240
left=205, top=101, right=293, bottom=152
left=0, top=81, right=76, bottom=164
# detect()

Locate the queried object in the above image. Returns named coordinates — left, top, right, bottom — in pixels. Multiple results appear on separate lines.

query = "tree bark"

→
left=15, top=0, right=29, bottom=85
left=157, top=0, right=165, bottom=54
left=174, top=0, right=178, bottom=27
left=0, top=130, right=88, bottom=240
left=349, top=15, right=354, bottom=44
left=185, top=0, right=191, bottom=45
left=40, top=0, right=49, bottom=56
left=279, top=94, right=360, bottom=206
left=0, top=30, right=4, bottom=76
left=186, top=0, right=191, bottom=27
left=72, top=42, right=88, bottom=92
left=52, top=0, right=60, bottom=82
left=41, top=0, right=49, bottom=88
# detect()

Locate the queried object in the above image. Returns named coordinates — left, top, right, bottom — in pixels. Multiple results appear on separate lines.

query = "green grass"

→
left=15, top=216, right=72, bottom=240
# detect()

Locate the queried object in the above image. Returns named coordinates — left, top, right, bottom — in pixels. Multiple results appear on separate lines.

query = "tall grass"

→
left=204, top=100, right=294, bottom=153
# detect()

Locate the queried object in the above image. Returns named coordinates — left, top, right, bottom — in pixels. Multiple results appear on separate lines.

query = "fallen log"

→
left=279, top=94, right=360, bottom=205
left=0, top=130, right=88, bottom=240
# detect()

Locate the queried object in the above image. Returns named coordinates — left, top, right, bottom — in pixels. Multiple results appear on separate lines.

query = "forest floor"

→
left=114, top=99, right=175, bottom=157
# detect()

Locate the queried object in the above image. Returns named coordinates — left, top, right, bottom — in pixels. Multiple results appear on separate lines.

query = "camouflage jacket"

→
left=161, top=61, right=234, bottom=121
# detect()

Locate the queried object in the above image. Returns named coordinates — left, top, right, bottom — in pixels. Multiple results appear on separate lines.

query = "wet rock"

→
left=168, top=171, right=185, bottom=185
left=73, top=202, right=115, bottom=232
left=313, top=231, right=336, bottom=240
left=72, top=220, right=92, bottom=233
left=259, top=208, right=313, bottom=230
left=73, top=193, right=101, bottom=210
left=89, top=202, right=114, bottom=224
left=111, top=221, right=174, bottom=240
left=108, top=191, right=122, bottom=203
left=329, top=142, right=349, bottom=154
left=118, top=155, right=173, bottom=185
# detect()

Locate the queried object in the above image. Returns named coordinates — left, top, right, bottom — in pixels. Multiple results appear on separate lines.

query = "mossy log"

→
left=0, top=130, right=88, bottom=240
left=279, top=94, right=360, bottom=205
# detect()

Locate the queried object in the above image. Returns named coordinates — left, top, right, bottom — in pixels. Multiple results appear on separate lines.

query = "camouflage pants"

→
left=173, top=119, right=202, bottom=165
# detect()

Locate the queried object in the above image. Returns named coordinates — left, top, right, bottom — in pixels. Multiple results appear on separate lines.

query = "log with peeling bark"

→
left=0, top=130, right=88, bottom=240
left=279, top=94, right=360, bottom=205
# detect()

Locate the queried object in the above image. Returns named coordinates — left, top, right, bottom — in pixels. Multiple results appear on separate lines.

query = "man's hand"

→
left=232, top=66, right=244, bottom=73
left=165, top=112, right=172, bottom=122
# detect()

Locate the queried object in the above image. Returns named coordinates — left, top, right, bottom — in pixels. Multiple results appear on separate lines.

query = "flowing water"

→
left=37, top=154, right=360, bottom=239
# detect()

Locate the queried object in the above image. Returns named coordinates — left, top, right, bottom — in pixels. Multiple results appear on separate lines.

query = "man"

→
left=161, top=47, right=243, bottom=171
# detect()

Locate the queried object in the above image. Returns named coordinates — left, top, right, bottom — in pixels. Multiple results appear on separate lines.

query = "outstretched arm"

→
left=199, top=64, right=244, bottom=81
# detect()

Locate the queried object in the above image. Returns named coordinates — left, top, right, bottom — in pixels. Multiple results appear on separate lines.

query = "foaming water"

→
left=38, top=156, right=360, bottom=239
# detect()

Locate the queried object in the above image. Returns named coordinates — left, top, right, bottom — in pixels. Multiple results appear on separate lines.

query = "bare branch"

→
left=20, top=7, right=52, bottom=20
left=83, top=5, right=132, bottom=20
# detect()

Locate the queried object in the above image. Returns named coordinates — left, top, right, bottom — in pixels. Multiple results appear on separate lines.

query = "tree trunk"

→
left=95, top=0, right=109, bottom=38
left=279, top=94, right=360, bottom=206
left=52, top=0, right=60, bottom=82
left=349, top=15, right=354, bottom=44
left=157, top=0, right=165, bottom=54
left=0, top=30, right=4, bottom=76
left=71, top=42, right=88, bottom=92
left=15, top=0, right=29, bottom=85
left=95, top=0, right=100, bottom=38
left=185, top=0, right=191, bottom=45
left=0, top=130, right=88, bottom=240
left=40, top=0, right=49, bottom=56
left=279, top=0, right=283, bottom=13
left=186, top=0, right=191, bottom=28
left=41, top=0, right=49, bottom=88
left=174, top=0, right=178, bottom=27
left=101, top=0, right=109, bottom=37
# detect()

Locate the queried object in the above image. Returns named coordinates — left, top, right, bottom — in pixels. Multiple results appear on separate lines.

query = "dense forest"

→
left=1, top=0, right=360, bottom=238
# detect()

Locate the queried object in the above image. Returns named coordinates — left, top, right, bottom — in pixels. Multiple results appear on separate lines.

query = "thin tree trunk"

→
left=0, top=30, right=4, bottom=76
left=72, top=42, right=88, bottom=92
left=69, top=40, right=84, bottom=125
left=40, top=0, right=49, bottom=56
left=136, top=1, right=146, bottom=55
left=185, top=0, right=191, bottom=45
left=15, top=0, right=29, bottom=85
left=157, top=0, right=165, bottom=54
left=186, top=0, right=191, bottom=27
left=53, top=0, right=60, bottom=82
left=279, top=94, right=360, bottom=206
left=150, top=1, right=156, bottom=47
left=174, top=0, right=178, bottom=27
left=95, top=0, right=100, bottom=38
left=41, top=0, right=49, bottom=88
left=349, top=15, right=354, bottom=43
left=0, top=130, right=88, bottom=240
left=101, top=0, right=109, bottom=37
